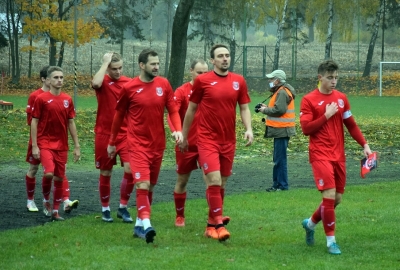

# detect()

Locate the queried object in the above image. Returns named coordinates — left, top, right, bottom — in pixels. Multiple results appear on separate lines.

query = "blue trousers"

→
left=272, top=137, right=289, bottom=190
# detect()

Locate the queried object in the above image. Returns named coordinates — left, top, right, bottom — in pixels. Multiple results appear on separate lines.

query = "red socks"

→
left=99, top=175, right=111, bottom=207
left=311, top=203, right=322, bottom=224
left=207, top=186, right=223, bottom=224
left=120, top=172, right=134, bottom=205
left=174, top=192, right=187, bottom=217
left=42, top=176, right=52, bottom=201
left=321, top=198, right=336, bottom=236
left=25, top=175, right=36, bottom=200
left=136, top=189, right=150, bottom=220
left=62, top=175, right=70, bottom=201
left=53, top=180, right=63, bottom=211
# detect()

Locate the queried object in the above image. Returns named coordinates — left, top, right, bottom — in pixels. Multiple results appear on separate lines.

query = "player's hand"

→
left=325, top=102, right=338, bottom=119
left=244, top=130, right=254, bottom=146
left=171, top=131, right=177, bottom=138
left=363, top=143, right=372, bottom=157
left=102, top=52, right=113, bottom=65
left=73, top=146, right=81, bottom=162
left=178, top=138, right=189, bottom=153
left=174, top=131, right=183, bottom=145
left=32, top=145, right=40, bottom=160
left=107, top=145, right=116, bottom=159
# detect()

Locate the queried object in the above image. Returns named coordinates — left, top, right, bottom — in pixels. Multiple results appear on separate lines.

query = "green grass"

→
left=1, top=181, right=399, bottom=269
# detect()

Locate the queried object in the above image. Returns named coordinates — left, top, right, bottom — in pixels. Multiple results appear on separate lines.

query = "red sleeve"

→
left=108, top=110, right=125, bottom=145
left=109, top=88, right=128, bottom=145
left=300, top=115, right=328, bottom=135
left=344, top=116, right=367, bottom=147
left=189, top=77, right=203, bottom=104
left=26, top=94, right=36, bottom=125
left=169, top=111, right=181, bottom=132
left=68, top=98, right=76, bottom=119
left=32, top=98, right=42, bottom=119
left=300, top=97, right=328, bottom=135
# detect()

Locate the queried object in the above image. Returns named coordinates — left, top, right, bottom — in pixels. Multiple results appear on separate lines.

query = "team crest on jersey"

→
left=233, top=81, right=239, bottom=90
left=318, top=179, right=324, bottom=186
left=203, top=163, right=208, bottom=170
left=135, top=172, right=141, bottom=179
left=156, top=87, right=163, bottom=96
left=338, top=99, right=344, bottom=108
left=63, top=100, right=69, bottom=108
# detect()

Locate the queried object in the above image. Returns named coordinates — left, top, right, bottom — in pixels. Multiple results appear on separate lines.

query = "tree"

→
left=21, top=0, right=104, bottom=66
left=95, top=0, right=146, bottom=56
left=5, top=0, right=21, bottom=83
left=362, top=0, right=384, bottom=77
left=167, top=0, right=195, bottom=90
left=254, top=0, right=289, bottom=70
left=324, top=0, right=333, bottom=59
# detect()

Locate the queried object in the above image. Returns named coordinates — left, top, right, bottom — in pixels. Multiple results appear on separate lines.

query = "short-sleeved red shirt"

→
left=300, top=89, right=351, bottom=162
left=32, top=91, right=76, bottom=151
left=94, top=75, right=130, bottom=135
left=116, top=76, right=178, bottom=151
left=174, top=82, right=199, bottom=148
left=189, top=71, right=250, bottom=144
left=26, top=88, right=44, bottom=125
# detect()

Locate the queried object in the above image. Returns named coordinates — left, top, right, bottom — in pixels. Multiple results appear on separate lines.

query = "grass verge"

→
left=0, top=181, right=399, bottom=269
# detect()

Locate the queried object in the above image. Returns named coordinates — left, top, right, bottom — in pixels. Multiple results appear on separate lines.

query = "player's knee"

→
left=100, top=170, right=112, bottom=177
left=44, top=172, right=53, bottom=179
left=27, top=165, right=39, bottom=177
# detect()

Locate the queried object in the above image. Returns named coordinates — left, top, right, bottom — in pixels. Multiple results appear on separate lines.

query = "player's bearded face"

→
left=212, top=47, right=230, bottom=72
left=143, top=56, right=160, bottom=80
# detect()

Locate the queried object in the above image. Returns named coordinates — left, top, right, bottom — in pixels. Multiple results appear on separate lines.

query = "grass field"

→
left=0, top=182, right=399, bottom=269
left=1, top=93, right=399, bottom=269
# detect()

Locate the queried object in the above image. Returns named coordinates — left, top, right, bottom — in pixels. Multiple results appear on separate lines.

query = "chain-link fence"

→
left=1, top=39, right=400, bottom=94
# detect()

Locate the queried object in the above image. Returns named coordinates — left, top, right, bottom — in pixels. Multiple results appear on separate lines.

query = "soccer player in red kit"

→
left=31, top=66, right=81, bottom=221
left=179, top=44, right=253, bottom=241
left=25, top=65, right=79, bottom=215
left=167, top=59, right=208, bottom=227
left=92, top=52, right=134, bottom=223
left=300, top=60, right=372, bottom=255
left=108, top=48, right=183, bottom=243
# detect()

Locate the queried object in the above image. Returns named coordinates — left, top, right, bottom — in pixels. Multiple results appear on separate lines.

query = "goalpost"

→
left=379, top=61, right=400, bottom=96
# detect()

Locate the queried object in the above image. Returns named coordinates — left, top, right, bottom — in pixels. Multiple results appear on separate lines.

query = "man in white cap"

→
left=257, top=69, right=296, bottom=192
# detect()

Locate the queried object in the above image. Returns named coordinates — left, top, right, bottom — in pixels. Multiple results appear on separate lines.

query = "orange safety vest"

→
left=265, top=87, right=295, bottom=128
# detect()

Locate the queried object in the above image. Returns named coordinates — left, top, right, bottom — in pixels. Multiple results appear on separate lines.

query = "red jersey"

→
left=300, top=89, right=352, bottom=162
left=32, top=91, right=76, bottom=151
left=168, top=82, right=199, bottom=150
left=26, top=88, right=45, bottom=125
left=94, top=75, right=130, bottom=135
left=189, top=71, right=250, bottom=144
left=116, top=76, right=178, bottom=151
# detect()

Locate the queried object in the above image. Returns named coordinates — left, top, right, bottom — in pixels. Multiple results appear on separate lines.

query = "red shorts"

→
left=311, top=160, right=346, bottom=194
left=197, top=142, right=235, bottom=177
left=40, top=149, right=68, bottom=178
left=95, top=133, right=129, bottom=170
left=26, top=142, right=41, bottom=165
left=175, top=149, right=199, bottom=174
left=129, top=150, right=163, bottom=185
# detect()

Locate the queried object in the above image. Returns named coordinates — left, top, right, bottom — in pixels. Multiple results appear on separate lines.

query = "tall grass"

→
left=1, top=181, right=399, bottom=269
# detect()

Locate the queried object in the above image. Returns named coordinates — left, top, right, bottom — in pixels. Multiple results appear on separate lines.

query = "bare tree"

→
left=167, top=0, right=195, bottom=90
left=273, top=0, right=288, bottom=70
left=324, top=0, right=333, bottom=59
left=5, top=0, right=21, bottom=84
left=363, top=0, right=384, bottom=77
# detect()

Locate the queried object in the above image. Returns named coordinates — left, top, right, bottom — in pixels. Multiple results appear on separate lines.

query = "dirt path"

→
left=0, top=153, right=395, bottom=231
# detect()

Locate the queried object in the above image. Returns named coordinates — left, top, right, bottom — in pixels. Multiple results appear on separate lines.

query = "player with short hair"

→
left=167, top=59, right=208, bottom=227
left=107, top=48, right=183, bottom=243
left=91, top=52, right=134, bottom=223
left=25, top=65, right=79, bottom=215
left=31, top=66, right=81, bottom=221
left=300, top=59, right=372, bottom=255
left=179, top=44, right=253, bottom=241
